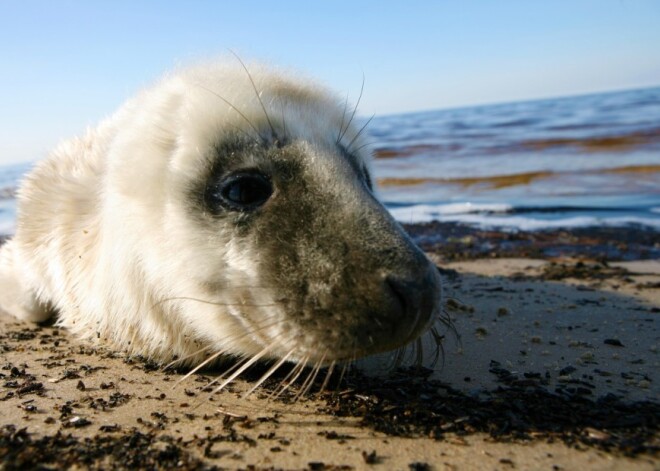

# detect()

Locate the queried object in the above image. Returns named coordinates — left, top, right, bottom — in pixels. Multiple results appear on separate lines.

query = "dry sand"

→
left=1, top=257, right=658, bottom=470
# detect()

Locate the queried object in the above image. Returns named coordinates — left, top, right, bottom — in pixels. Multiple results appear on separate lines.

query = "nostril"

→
left=385, top=276, right=411, bottom=316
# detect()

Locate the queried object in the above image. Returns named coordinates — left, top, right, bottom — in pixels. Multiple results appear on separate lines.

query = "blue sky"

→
left=1, top=1, right=659, bottom=164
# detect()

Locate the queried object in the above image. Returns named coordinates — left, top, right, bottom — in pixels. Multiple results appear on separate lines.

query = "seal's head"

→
left=3, top=60, right=442, bottom=370
left=149, top=62, right=443, bottom=365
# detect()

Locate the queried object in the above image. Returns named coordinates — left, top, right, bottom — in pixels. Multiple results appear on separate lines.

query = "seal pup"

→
left=0, top=59, right=444, bottom=388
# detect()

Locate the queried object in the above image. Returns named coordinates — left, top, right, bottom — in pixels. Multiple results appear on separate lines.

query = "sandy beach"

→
left=1, top=1, right=659, bottom=469
left=1, top=228, right=658, bottom=470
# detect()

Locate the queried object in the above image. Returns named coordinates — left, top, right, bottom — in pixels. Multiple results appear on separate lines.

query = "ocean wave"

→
left=387, top=203, right=660, bottom=230
left=373, top=144, right=452, bottom=159
left=378, top=171, right=552, bottom=188
left=371, top=127, right=660, bottom=160
left=519, top=127, right=660, bottom=153
left=377, top=165, right=660, bottom=189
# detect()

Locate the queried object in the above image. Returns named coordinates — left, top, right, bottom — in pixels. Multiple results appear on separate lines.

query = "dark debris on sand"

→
left=539, top=260, right=632, bottom=281
left=405, top=221, right=660, bottom=262
left=0, top=425, right=220, bottom=471
left=0, top=330, right=658, bottom=469
left=2, top=364, right=657, bottom=470
left=323, top=367, right=660, bottom=457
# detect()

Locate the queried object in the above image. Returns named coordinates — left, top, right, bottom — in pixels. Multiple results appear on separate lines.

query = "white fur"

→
left=0, top=60, right=372, bottom=364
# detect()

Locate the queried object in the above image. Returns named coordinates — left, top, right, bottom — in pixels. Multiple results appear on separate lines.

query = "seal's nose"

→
left=384, top=266, right=440, bottom=340
left=385, top=275, right=414, bottom=318
left=384, top=274, right=427, bottom=343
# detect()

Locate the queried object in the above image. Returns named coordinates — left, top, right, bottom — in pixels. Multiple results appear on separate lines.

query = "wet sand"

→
left=0, top=227, right=658, bottom=470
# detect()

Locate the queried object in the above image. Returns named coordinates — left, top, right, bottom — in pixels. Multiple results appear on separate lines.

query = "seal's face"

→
left=0, top=60, right=442, bottom=373
left=163, top=72, right=442, bottom=365
left=186, top=135, right=440, bottom=363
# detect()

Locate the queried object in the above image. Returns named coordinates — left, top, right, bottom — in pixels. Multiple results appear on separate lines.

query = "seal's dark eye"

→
left=206, top=171, right=273, bottom=212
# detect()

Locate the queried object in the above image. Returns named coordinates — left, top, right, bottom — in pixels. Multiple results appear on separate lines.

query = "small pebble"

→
left=604, top=338, right=624, bottom=347
left=638, top=380, right=651, bottom=389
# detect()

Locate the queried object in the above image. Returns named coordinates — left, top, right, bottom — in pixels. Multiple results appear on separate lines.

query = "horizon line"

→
left=375, top=82, right=660, bottom=119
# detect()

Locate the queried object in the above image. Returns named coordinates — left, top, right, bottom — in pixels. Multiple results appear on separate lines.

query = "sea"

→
left=373, top=86, right=660, bottom=231
left=0, top=86, right=659, bottom=234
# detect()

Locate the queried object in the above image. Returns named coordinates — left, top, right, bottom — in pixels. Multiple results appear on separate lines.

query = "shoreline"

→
left=3, top=220, right=659, bottom=264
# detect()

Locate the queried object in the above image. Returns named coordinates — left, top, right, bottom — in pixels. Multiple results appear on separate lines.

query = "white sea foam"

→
left=389, top=202, right=513, bottom=222
left=388, top=203, right=660, bottom=230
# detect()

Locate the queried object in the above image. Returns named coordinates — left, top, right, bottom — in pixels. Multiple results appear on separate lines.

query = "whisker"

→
left=205, top=355, right=249, bottom=390
left=174, top=348, right=227, bottom=389
left=336, top=361, right=350, bottom=390
left=348, top=140, right=375, bottom=155
left=191, top=356, right=251, bottom=409
left=334, top=351, right=357, bottom=391
left=210, top=344, right=274, bottom=395
left=174, top=315, right=288, bottom=365
left=438, top=305, right=460, bottom=345
left=295, top=352, right=326, bottom=400
left=336, top=93, right=350, bottom=144
left=163, top=344, right=213, bottom=372
left=429, top=325, right=446, bottom=368
left=267, top=363, right=298, bottom=400
left=346, top=114, right=375, bottom=152
left=270, top=355, right=308, bottom=399
left=318, top=359, right=336, bottom=393
left=244, top=349, right=294, bottom=397
left=280, top=97, right=288, bottom=140
left=194, top=84, right=264, bottom=142
left=338, top=73, right=365, bottom=144
left=230, top=50, right=276, bottom=139
left=151, top=295, right=283, bottom=311
left=392, top=345, right=406, bottom=370
left=170, top=315, right=293, bottom=392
